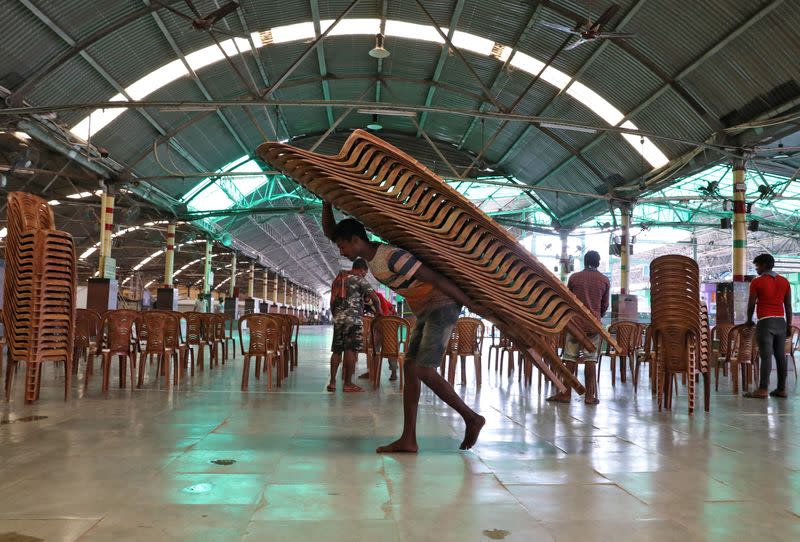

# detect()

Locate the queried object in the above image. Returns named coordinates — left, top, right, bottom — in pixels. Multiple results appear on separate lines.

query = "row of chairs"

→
left=74, top=309, right=300, bottom=394
left=238, top=313, right=299, bottom=391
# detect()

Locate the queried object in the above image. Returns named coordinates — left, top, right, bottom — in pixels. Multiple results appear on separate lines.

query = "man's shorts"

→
left=562, top=331, right=602, bottom=362
left=331, top=320, right=363, bottom=353
left=407, top=302, right=461, bottom=368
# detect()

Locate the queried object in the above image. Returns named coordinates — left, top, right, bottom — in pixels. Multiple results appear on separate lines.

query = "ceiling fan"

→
left=156, top=1, right=241, bottom=34
left=540, top=3, right=636, bottom=51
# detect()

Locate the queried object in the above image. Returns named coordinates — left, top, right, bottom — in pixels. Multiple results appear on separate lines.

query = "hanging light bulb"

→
left=774, top=142, right=789, bottom=159
left=366, top=114, right=382, bottom=131
left=368, top=33, right=390, bottom=59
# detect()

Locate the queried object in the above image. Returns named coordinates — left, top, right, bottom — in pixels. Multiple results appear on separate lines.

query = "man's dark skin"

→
left=321, top=201, right=485, bottom=453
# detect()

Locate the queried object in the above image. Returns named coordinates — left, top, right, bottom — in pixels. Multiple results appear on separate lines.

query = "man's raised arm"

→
left=321, top=201, right=336, bottom=240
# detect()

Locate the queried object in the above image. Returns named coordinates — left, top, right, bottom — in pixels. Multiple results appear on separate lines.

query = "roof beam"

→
left=457, top=2, right=543, bottom=150
left=18, top=0, right=210, bottom=173
left=143, top=0, right=250, bottom=156
left=310, top=0, right=335, bottom=128
left=415, top=0, right=466, bottom=137
left=507, top=0, right=785, bottom=224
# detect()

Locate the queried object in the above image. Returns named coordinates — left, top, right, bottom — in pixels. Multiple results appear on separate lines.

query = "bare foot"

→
left=358, top=372, right=370, bottom=380
left=546, top=392, right=570, bottom=403
left=584, top=396, right=599, bottom=405
left=460, top=415, right=486, bottom=450
left=326, top=384, right=336, bottom=392
left=376, top=438, right=418, bottom=454
left=343, top=383, right=364, bottom=393
left=389, top=372, right=397, bottom=381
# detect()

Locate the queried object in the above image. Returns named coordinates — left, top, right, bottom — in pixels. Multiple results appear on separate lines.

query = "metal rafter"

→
left=415, top=0, right=466, bottom=137
left=18, top=0, right=211, bottom=173
left=310, top=0, right=335, bottom=128
left=509, top=0, right=786, bottom=223
left=143, top=0, right=250, bottom=156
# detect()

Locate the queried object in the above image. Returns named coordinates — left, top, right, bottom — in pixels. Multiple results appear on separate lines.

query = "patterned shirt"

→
left=567, top=268, right=610, bottom=332
left=367, top=244, right=451, bottom=314
left=331, top=272, right=374, bottom=325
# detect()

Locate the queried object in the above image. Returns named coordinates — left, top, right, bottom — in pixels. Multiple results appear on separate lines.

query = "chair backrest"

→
left=158, top=312, right=182, bottom=349
left=74, top=308, right=101, bottom=348
left=199, top=313, right=216, bottom=341
left=239, top=314, right=280, bottom=356
left=360, top=316, right=374, bottom=354
left=100, top=309, right=139, bottom=353
left=140, top=311, right=173, bottom=352
left=371, top=315, right=410, bottom=358
left=184, top=311, right=204, bottom=345
left=711, top=323, right=735, bottom=356
left=213, top=314, right=227, bottom=341
left=728, top=324, right=757, bottom=364
left=452, top=317, right=484, bottom=355
left=652, top=324, right=699, bottom=372
left=786, top=325, right=800, bottom=355
left=608, top=321, right=640, bottom=355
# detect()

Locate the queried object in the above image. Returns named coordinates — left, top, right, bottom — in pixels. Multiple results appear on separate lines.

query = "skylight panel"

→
left=321, top=18, right=380, bottom=36
left=620, top=121, right=669, bottom=168
left=567, top=83, right=624, bottom=125
left=385, top=20, right=443, bottom=44
left=452, top=31, right=495, bottom=56
left=126, top=59, right=188, bottom=100
left=70, top=94, right=128, bottom=140
left=188, top=183, right=234, bottom=212
left=270, top=21, right=315, bottom=44
left=509, top=52, right=545, bottom=76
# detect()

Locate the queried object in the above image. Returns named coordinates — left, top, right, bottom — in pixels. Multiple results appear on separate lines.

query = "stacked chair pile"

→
left=258, top=130, right=617, bottom=394
left=649, top=255, right=710, bottom=413
left=3, top=193, right=76, bottom=402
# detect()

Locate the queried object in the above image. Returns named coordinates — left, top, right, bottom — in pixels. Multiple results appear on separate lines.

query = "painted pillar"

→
left=558, top=230, right=569, bottom=283
left=247, top=262, right=255, bottom=298
left=691, top=236, right=698, bottom=261
left=262, top=268, right=269, bottom=300
left=620, top=205, right=631, bottom=294
left=271, top=272, right=278, bottom=304
left=202, top=239, right=212, bottom=298
left=732, top=161, right=747, bottom=282
left=229, top=252, right=237, bottom=297
left=98, top=190, right=115, bottom=278
left=163, top=222, right=176, bottom=287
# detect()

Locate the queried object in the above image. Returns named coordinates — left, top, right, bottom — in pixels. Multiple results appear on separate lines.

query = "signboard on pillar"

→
left=101, top=256, right=116, bottom=280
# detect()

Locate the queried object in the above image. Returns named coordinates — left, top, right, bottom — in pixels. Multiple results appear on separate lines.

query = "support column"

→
left=620, top=205, right=631, bottom=295
left=732, top=161, right=747, bottom=282
left=271, top=272, right=278, bottom=305
left=558, top=230, right=569, bottom=283
left=262, top=268, right=269, bottom=301
left=247, top=262, right=255, bottom=298
left=202, top=239, right=213, bottom=297
left=229, top=252, right=237, bottom=297
left=97, top=190, right=115, bottom=279
left=163, top=223, right=176, bottom=287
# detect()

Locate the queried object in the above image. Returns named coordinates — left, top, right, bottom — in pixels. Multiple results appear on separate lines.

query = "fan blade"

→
left=540, top=21, right=580, bottom=34
left=595, top=32, right=637, bottom=39
left=206, top=1, right=240, bottom=25
left=594, top=4, right=620, bottom=28
left=564, top=38, right=589, bottom=51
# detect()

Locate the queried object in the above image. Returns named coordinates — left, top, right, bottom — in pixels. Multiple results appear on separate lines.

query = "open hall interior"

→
left=1, top=0, right=800, bottom=540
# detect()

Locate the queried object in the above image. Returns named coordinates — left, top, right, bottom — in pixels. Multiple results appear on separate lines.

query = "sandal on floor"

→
left=546, top=394, right=570, bottom=403
left=769, top=389, right=788, bottom=398
left=326, top=384, right=336, bottom=392
left=343, top=384, right=364, bottom=393
left=584, top=397, right=600, bottom=405
left=743, top=390, right=769, bottom=398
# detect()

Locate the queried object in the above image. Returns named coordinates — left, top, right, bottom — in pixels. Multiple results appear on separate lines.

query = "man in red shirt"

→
left=547, top=250, right=609, bottom=405
left=744, top=253, right=793, bottom=399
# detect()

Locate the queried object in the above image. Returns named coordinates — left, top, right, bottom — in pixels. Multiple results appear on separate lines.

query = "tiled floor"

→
left=1, top=326, right=799, bottom=541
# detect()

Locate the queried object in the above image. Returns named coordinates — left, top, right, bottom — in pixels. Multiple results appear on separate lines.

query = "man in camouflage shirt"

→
left=329, top=258, right=384, bottom=392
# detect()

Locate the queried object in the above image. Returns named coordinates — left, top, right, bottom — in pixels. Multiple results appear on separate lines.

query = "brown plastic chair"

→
left=443, top=317, right=485, bottom=387
left=633, top=324, right=656, bottom=393
left=711, top=323, right=735, bottom=391
left=136, top=311, right=183, bottom=388
left=727, top=323, right=758, bottom=394
left=94, top=309, right=139, bottom=393
left=607, top=321, right=641, bottom=386
left=370, top=315, right=411, bottom=390
left=184, top=311, right=213, bottom=373
left=359, top=315, right=374, bottom=372
left=239, top=314, right=282, bottom=390
left=785, top=325, right=799, bottom=379
left=73, top=308, right=101, bottom=375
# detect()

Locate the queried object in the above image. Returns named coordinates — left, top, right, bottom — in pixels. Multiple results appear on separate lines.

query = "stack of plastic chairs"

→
left=258, top=130, right=619, bottom=396
left=649, top=255, right=710, bottom=413
left=3, top=193, right=76, bottom=402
